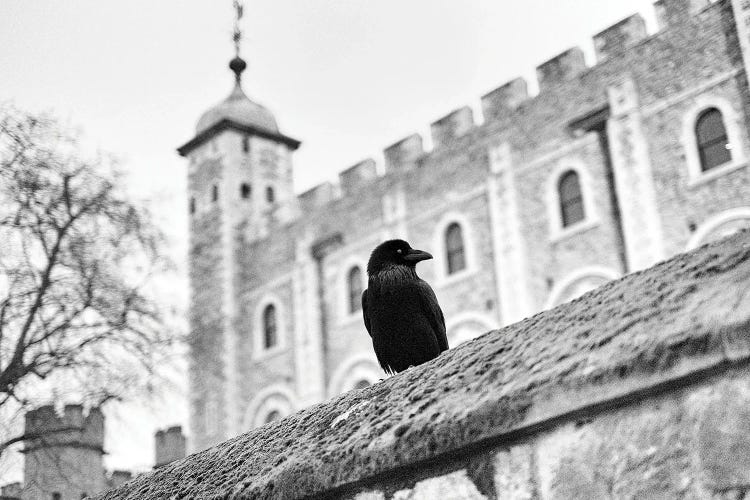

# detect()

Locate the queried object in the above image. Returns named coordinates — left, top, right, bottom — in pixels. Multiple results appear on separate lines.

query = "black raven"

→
left=362, top=239, right=449, bottom=374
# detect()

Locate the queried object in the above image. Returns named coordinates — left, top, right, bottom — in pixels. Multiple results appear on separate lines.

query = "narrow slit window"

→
left=189, top=197, right=196, bottom=214
left=242, top=135, right=250, bottom=153
left=266, top=186, right=275, bottom=203
left=212, top=184, right=219, bottom=203
left=241, top=183, right=251, bottom=199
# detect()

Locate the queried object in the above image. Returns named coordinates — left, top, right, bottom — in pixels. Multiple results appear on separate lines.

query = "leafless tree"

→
left=0, top=105, right=178, bottom=460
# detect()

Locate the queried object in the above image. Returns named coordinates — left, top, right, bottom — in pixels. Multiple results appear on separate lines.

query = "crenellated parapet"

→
left=480, top=77, right=529, bottom=121
left=655, top=0, right=711, bottom=28
left=383, top=133, right=424, bottom=173
left=593, top=14, right=648, bottom=62
left=24, top=404, right=105, bottom=452
left=291, top=0, right=729, bottom=221
left=536, top=47, right=587, bottom=91
left=155, top=425, right=187, bottom=468
left=338, top=159, right=377, bottom=195
left=430, top=106, right=475, bottom=149
left=298, top=181, right=337, bottom=212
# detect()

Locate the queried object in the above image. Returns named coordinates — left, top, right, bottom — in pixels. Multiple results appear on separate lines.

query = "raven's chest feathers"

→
left=367, top=267, right=431, bottom=331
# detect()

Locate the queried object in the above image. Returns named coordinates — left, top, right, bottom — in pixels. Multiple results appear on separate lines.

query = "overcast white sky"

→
left=0, top=0, right=658, bottom=481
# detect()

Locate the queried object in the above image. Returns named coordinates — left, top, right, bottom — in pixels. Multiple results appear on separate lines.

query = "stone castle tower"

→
left=181, top=0, right=750, bottom=453
left=22, top=405, right=106, bottom=500
left=177, top=54, right=301, bottom=450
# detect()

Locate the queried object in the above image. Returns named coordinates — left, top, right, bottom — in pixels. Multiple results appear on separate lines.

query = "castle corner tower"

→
left=178, top=8, right=300, bottom=451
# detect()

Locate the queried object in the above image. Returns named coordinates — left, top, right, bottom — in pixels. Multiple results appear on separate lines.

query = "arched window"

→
left=558, top=170, right=584, bottom=227
left=212, top=184, right=219, bottom=203
left=347, top=266, right=363, bottom=314
left=445, top=222, right=466, bottom=275
left=696, top=108, right=731, bottom=171
left=241, top=183, right=251, bottom=199
left=262, top=304, right=277, bottom=349
left=266, top=186, right=275, bottom=203
left=264, top=410, right=281, bottom=423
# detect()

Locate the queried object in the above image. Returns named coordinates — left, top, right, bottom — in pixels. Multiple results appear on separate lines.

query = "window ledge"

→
left=252, top=344, right=287, bottom=362
left=550, top=218, right=600, bottom=244
left=688, top=160, right=747, bottom=188
left=435, top=267, right=479, bottom=288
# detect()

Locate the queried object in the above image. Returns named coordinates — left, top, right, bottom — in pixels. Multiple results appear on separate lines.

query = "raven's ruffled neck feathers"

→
left=369, top=264, right=419, bottom=286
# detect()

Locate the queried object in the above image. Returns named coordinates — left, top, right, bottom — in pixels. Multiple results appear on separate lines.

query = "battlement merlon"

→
left=655, top=0, right=711, bottom=28
left=536, top=47, right=587, bottom=91
left=339, top=159, right=377, bottom=195
left=480, top=77, right=529, bottom=122
left=383, top=133, right=424, bottom=173
left=24, top=404, right=105, bottom=452
left=593, top=14, right=648, bottom=62
left=430, top=107, right=475, bottom=149
left=298, top=181, right=337, bottom=212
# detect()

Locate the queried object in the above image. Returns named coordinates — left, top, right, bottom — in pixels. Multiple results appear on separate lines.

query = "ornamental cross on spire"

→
left=232, top=0, right=244, bottom=56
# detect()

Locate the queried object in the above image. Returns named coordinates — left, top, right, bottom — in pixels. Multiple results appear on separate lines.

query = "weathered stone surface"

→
left=97, top=231, right=750, bottom=499
left=392, top=470, right=487, bottom=500
left=692, top=380, right=750, bottom=489
left=493, top=446, right=534, bottom=499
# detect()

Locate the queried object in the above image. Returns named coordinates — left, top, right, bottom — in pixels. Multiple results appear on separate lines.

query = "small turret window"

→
left=241, top=183, right=251, bottom=199
left=212, top=185, right=219, bottom=203
left=266, top=186, right=275, bottom=203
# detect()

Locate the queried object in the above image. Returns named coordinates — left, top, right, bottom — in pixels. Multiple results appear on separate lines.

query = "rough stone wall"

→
left=188, top=156, right=227, bottom=451
left=96, top=231, right=750, bottom=500
left=513, top=133, right=625, bottom=309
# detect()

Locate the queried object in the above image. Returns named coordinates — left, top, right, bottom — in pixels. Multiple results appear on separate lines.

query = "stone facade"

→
left=180, top=0, right=750, bottom=453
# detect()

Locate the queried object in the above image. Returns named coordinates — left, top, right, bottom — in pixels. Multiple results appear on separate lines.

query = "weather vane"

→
left=232, top=0, right=244, bottom=57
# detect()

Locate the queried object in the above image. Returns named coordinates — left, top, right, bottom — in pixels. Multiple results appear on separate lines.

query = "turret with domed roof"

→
left=178, top=39, right=300, bottom=451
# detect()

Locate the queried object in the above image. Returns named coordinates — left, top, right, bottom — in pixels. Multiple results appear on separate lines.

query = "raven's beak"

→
left=403, top=248, right=433, bottom=262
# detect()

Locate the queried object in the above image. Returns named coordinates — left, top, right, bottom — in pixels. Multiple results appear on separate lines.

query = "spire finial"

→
left=230, top=0, right=246, bottom=83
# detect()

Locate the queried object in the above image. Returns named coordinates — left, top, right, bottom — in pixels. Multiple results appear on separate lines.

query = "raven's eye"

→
left=396, top=249, right=403, bottom=254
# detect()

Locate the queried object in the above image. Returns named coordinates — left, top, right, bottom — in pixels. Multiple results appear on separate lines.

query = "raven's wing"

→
left=361, top=288, right=372, bottom=337
left=416, top=280, right=448, bottom=352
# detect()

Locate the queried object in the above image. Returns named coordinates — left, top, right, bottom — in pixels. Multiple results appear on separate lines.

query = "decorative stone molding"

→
left=327, top=354, right=381, bottom=398
left=487, top=143, right=533, bottom=325
left=544, top=266, right=620, bottom=309
left=606, top=76, right=666, bottom=271
left=545, top=158, right=600, bottom=242
left=252, top=293, right=288, bottom=360
left=432, top=211, right=477, bottom=286
left=686, top=206, right=750, bottom=250
left=242, top=384, right=298, bottom=430
left=681, top=95, right=747, bottom=186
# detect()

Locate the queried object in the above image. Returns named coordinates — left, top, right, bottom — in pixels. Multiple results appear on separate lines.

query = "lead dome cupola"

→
left=195, top=56, right=279, bottom=135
